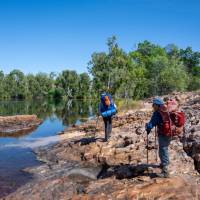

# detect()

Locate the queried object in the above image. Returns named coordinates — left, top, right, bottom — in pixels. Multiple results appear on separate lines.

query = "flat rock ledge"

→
left=0, top=115, right=42, bottom=136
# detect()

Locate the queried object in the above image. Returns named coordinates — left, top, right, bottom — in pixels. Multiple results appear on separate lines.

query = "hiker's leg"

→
left=107, top=116, right=112, bottom=139
left=103, top=117, right=109, bottom=141
left=157, top=134, right=171, bottom=178
left=158, top=134, right=171, bottom=167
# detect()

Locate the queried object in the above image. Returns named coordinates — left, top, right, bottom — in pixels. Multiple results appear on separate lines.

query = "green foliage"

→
left=115, top=64, right=148, bottom=99
left=54, top=70, right=91, bottom=99
left=88, top=36, right=132, bottom=96
left=0, top=37, right=199, bottom=101
left=158, top=58, right=188, bottom=94
left=180, top=47, right=200, bottom=72
left=34, top=73, right=53, bottom=98
left=165, top=44, right=180, bottom=58
left=55, top=70, right=79, bottom=98
left=4, top=70, right=28, bottom=99
left=188, top=66, right=200, bottom=90
left=77, top=73, right=91, bottom=99
left=88, top=37, right=199, bottom=99
left=0, top=71, right=5, bottom=98
left=48, top=87, right=64, bottom=100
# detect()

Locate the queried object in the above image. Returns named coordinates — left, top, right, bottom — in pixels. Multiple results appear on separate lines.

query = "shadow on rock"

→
left=98, top=163, right=160, bottom=180
left=73, top=137, right=105, bottom=145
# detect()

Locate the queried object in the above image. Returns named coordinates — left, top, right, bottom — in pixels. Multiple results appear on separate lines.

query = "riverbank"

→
left=3, top=91, right=200, bottom=200
left=0, top=115, right=42, bottom=137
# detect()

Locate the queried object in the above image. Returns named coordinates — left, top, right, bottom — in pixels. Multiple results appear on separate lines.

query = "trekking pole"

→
left=147, top=133, right=149, bottom=166
left=155, top=126, right=158, bottom=163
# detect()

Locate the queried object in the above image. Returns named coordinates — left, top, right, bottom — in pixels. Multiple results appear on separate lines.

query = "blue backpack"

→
left=100, top=93, right=116, bottom=117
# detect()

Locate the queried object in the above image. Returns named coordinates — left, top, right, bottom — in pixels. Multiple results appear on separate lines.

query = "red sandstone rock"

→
left=0, top=115, right=42, bottom=136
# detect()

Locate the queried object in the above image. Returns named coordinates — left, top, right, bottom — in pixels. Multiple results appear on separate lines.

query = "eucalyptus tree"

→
left=4, top=69, right=28, bottom=99
left=77, top=73, right=91, bottom=99
left=0, top=70, right=5, bottom=99
left=55, top=70, right=79, bottom=99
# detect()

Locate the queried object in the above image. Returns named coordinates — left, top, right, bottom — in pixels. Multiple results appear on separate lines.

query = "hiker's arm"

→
left=146, top=112, right=161, bottom=132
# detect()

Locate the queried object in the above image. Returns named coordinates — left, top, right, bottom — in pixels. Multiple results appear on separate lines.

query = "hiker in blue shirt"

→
left=98, top=93, right=117, bottom=142
left=145, top=98, right=171, bottom=178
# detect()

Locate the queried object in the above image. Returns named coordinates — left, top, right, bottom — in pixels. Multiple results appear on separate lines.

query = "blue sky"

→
left=0, top=0, right=199, bottom=74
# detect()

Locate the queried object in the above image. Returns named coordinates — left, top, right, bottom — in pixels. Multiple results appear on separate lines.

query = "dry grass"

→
left=115, top=99, right=143, bottom=112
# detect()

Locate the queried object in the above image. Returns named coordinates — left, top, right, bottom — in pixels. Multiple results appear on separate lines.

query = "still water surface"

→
left=0, top=99, right=97, bottom=196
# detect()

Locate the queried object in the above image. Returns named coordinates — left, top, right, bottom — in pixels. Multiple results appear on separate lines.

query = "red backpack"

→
left=158, top=99, right=185, bottom=137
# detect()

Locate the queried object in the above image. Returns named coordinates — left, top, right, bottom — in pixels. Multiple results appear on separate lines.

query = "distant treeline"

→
left=0, top=36, right=200, bottom=100
left=0, top=70, right=91, bottom=100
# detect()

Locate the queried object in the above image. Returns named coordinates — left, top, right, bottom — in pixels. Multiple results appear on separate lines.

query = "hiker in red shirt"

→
left=145, top=97, right=185, bottom=178
left=146, top=98, right=170, bottom=178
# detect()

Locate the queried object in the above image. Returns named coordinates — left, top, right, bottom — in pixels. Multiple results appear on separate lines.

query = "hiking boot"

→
left=157, top=166, right=169, bottom=178
left=159, top=163, right=163, bottom=168
left=104, top=138, right=110, bottom=142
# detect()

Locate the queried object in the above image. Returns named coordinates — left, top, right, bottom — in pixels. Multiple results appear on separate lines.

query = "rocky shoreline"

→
left=2, top=92, right=200, bottom=200
left=0, top=115, right=42, bottom=137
